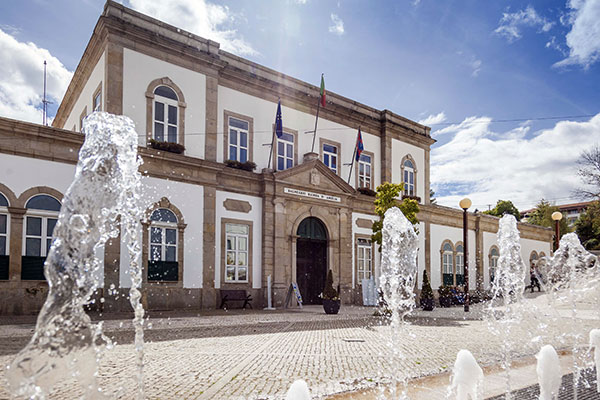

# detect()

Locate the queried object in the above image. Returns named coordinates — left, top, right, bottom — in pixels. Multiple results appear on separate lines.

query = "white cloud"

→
left=495, top=6, right=554, bottom=42
left=329, top=14, right=345, bottom=36
left=0, top=28, right=72, bottom=124
left=418, top=112, right=447, bottom=126
left=470, top=58, right=482, bottom=77
left=431, top=114, right=600, bottom=210
left=554, top=0, right=600, bottom=69
left=127, top=0, right=257, bottom=56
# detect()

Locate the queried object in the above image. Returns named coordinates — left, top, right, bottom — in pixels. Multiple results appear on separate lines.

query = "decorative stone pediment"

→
left=274, top=159, right=355, bottom=195
left=223, top=198, right=252, bottom=213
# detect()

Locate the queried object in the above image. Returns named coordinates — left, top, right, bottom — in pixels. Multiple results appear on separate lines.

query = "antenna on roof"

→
left=42, top=60, right=53, bottom=126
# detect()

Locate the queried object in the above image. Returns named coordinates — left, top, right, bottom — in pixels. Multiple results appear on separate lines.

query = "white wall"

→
left=218, top=86, right=381, bottom=189
left=483, top=231, right=498, bottom=289
left=391, top=138, right=425, bottom=200
left=119, top=177, right=204, bottom=288
left=64, top=51, right=106, bottom=131
left=214, top=190, right=263, bottom=289
left=122, top=48, right=206, bottom=158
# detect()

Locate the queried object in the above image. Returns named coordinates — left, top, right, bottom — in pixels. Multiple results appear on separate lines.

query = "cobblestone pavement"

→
left=0, top=293, right=598, bottom=399
left=486, top=368, right=599, bottom=400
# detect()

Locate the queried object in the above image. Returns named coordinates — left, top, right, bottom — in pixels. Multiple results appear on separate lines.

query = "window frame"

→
left=356, top=236, right=373, bottom=283
left=441, top=241, right=454, bottom=286
left=489, top=246, right=499, bottom=284
left=272, top=125, right=298, bottom=171
left=223, top=110, right=254, bottom=163
left=153, top=88, right=179, bottom=144
left=455, top=243, right=464, bottom=285
left=0, top=195, right=9, bottom=257
left=355, top=150, right=374, bottom=189
left=401, top=154, right=418, bottom=198
left=149, top=220, right=178, bottom=263
left=79, top=106, right=87, bottom=133
left=92, top=83, right=102, bottom=112
left=221, top=218, right=253, bottom=286
left=145, top=78, right=186, bottom=149
left=319, top=138, right=342, bottom=175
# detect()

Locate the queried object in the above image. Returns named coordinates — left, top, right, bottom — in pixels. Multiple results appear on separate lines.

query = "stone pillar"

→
left=261, top=171, right=275, bottom=306
left=8, top=207, right=25, bottom=283
left=475, top=213, right=484, bottom=292
left=338, top=209, right=353, bottom=304
left=424, top=149, right=431, bottom=205
left=202, top=186, right=217, bottom=308
left=272, top=199, right=287, bottom=307
left=380, top=112, right=393, bottom=184
left=103, top=229, right=121, bottom=312
left=104, top=41, right=123, bottom=115
left=205, top=75, right=219, bottom=161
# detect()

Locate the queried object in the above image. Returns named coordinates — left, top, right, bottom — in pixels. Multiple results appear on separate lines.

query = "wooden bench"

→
left=219, top=290, right=253, bottom=309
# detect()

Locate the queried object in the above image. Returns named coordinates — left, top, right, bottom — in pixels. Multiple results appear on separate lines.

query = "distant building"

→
left=521, top=201, right=594, bottom=227
left=0, top=1, right=553, bottom=314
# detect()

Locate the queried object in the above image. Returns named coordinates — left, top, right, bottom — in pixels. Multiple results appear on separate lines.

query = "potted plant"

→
left=419, top=270, right=434, bottom=311
left=148, top=139, right=185, bottom=154
left=438, top=285, right=453, bottom=307
left=322, top=269, right=340, bottom=314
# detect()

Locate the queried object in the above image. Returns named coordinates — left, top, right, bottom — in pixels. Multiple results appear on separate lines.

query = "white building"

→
left=0, top=1, right=552, bottom=314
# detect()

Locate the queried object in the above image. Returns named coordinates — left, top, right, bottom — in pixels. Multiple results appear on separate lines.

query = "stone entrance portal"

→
left=296, top=217, right=328, bottom=305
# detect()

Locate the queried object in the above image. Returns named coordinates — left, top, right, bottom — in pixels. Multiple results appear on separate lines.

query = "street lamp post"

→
left=459, top=198, right=472, bottom=312
left=551, top=211, right=562, bottom=252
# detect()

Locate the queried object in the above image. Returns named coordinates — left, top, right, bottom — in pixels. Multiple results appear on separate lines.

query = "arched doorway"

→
left=296, top=217, right=328, bottom=305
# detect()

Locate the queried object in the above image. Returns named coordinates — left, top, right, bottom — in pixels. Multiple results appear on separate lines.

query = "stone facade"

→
left=0, top=1, right=553, bottom=314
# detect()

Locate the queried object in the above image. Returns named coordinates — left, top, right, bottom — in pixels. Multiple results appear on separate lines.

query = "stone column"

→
left=205, top=75, right=219, bottom=161
left=103, top=229, right=122, bottom=312
left=202, top=186, right=217, bottom=308
left=104, top=41, right=123, bottom=115
left=425, top=220, right=431, bottom=279
left=8, top=207, right=25, bottom=284
left=475, top=213, right=484, bottom=292
left=272, top=199, right=287, bottom=307
left=380, top=112, right=393, bottom=184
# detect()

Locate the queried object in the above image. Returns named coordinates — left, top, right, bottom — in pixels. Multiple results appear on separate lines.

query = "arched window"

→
left=455, top=244, right=465, bottom=285
left=22, top=194, right=61, bottom=280
left=153, top=86, right=179, bottom=143
left=148, top=208, right=179, bottom=282
left=403, top=159, right=415, bottom=196
left=442, top=241, right=454, bottom=285
left=529, top=251, right=538, bottom=268
left=0, top=192, right=9, bottom=280
left=489, top=247, right=499, bottom=284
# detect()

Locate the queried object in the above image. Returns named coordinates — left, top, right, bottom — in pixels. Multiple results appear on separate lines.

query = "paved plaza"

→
left=0, top=293, right=598, bottom=399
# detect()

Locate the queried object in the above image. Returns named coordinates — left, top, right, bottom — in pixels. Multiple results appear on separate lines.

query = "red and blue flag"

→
left=355, top=128, right=364, bottom=161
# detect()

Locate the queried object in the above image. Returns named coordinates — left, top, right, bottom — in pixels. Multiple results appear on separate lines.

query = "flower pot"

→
left=323, top=299, right=341, bottom=314
left=421, top=298, right=434, bottom=311
left=439, top=296, right=453, bottom=308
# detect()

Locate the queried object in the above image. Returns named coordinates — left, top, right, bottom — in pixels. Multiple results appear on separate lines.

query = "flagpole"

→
left=310, top=73, right=323, bottom=153
left=347, top=143, right=357, bottom=184
left=267, top=98, right=279, bottom=170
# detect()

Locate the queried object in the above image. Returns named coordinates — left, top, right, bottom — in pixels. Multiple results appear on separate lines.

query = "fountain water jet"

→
left=536, top=345, right=561, bottom=400
left=378, top=207, right=419, bottom=399
left=285, top=380, right=312, bottom=400
left=589, top=329, right=600, bottom=392
left=486, top=214, right=528, bottom=400
left=447, top=349, right=483, bottom=400
left=5, top=112, right=144, bottom=399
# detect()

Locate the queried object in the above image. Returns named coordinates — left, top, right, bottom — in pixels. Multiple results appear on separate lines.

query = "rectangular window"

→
left=322, top=143, right=338, bottom=174
left=358, top=154, right=372, bottom=189
left=24, top=216, right=57, bottom=257
left=150, top=226, right=177, bottom=262
left=276, top=132, right=294, bottom=171
left=93, top=90, right=102, bottom=112
left=225, top=223, right=249, bottom=283
left=357, top=238, right=373, bottom=282
left=228, top=117, right=249, bottom=162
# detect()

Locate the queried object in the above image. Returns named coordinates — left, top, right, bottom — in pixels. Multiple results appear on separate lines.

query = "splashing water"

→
left=379, top=207, right=419, bottom=399
left=486, top=214, right=528, bottom=400
left=590, top=329, right=600, bottom=393
left=535, top=345, right=561, bottom=400
left=447, top=349, right=483, bottom=400
left=6, top=112, right=144, bottom=399
left=285, top=380, right=312, bottom=400
left=536, top=233, right=599, bottom=398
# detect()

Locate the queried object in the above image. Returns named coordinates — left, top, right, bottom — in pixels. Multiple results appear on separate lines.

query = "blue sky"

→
left=0, top=0, right=599, bottom=210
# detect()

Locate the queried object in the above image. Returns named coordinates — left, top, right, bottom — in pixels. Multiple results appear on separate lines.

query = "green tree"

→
left=575, top=201, right=600, bottom=250
left=371, top=182, right=419, bottom=250
left=483, top=200, right=521, bottom=221
left=526, top=199, right=571, bottom=236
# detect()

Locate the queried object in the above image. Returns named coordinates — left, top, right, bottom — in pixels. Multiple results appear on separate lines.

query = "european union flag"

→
left=275, top=100, right=283, bottom=138
left=355, top=128, right=364, bottom=161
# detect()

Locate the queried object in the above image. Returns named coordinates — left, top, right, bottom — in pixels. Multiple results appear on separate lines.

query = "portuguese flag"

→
left=320, top=74, right=326, bottom=107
